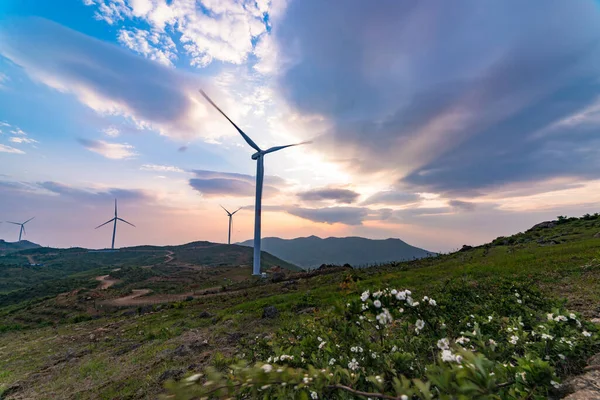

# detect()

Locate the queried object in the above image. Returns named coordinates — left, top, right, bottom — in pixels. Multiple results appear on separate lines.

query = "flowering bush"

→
left=165, top=281, right=598, bottom=399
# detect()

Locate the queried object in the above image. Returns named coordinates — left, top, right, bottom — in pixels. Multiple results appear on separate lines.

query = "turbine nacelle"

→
left=251, top=152, right=263, bottom=160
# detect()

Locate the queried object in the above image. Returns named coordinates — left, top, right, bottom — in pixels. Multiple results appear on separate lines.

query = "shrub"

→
left=166, top=281, right=598, bottom=399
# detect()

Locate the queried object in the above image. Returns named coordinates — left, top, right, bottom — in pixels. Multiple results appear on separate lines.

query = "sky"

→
left=1, top=0, right=600, bottom=252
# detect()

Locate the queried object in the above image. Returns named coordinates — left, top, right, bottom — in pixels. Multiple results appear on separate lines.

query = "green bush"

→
left=165, top=281, right=598, bottom=399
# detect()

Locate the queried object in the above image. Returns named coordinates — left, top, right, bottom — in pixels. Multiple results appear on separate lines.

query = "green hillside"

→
left=0, top=215, right=598, bottom=399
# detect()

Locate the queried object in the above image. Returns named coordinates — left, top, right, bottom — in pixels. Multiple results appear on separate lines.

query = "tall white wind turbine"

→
left=221, top=205, right=241, bottom=245
left=95, top=199, right=135, bottom=250
left=7, top=217, right=34, bottom=241
left=200, top=90, right=310, bottom=275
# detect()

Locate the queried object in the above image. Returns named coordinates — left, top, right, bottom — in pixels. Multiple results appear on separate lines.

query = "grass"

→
left=0, top=215, right=598, bottom=398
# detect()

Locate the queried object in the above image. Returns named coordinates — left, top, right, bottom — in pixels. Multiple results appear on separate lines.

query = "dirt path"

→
left=106, top=289, right=152, bottom=306
left=25, top=255, right=36, bottom=264
left=164, top=250, right=174, bottom=263
left=94, top=275, right=120, bottom=290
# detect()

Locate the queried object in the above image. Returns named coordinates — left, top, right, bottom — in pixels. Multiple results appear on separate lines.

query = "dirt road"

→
left=95, top=275, right=120, bottom=290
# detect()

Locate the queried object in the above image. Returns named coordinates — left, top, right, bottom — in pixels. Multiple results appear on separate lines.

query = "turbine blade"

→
left=21, top=225, right=26, bottom=236
left=6, top=221, right=21, bottom=225
left=220, top=204, right=231, bottom=215
left=24, top=217, right=35, bottom=224
left=114, top=199, right=118, bottom=217
left=95, top=218, right=115, bottom=229
left=199, top=90, right=262, bottom=152
left=263, top=141, right=312, bottom=154
left=231, top=207, right=242, bottom=215
left=117, top=217, right=136, bottom=227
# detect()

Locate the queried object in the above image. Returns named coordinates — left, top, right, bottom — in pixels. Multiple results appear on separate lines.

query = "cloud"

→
left=286, top=206, right=369, bottom=225
left=103, top=126, right=120, bottom=137
left=118, top=28, right=177, bottom=66
left=449, top=200, right=476, bottom=212
left=37, top=181, right=150, bottom=202
left=362, top=191, right=420, bottom=206
left=297, top=187, right=360, bottom=204
left=86, top=0, right=271, bottom=67
left=0, top=144, right=25, bottom=154
left=188, top=170, right=285, bottom=198
left=9, top=137, right=38, bottom=144
left=78, top=138, right=137, bottom=159
left=0, top=17, right=226, bottom=140
left=140, top=164, right=184, bottom=173
left=272, top=1, right=600, bottom=197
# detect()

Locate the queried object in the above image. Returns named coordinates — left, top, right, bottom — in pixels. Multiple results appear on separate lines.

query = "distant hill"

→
left=0, top=239, right=41, bottom=254
left=238, top=236, right=436, bottom=268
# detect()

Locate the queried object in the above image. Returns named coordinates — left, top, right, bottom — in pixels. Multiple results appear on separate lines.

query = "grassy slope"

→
left=0, top=217, right=599, bottom=398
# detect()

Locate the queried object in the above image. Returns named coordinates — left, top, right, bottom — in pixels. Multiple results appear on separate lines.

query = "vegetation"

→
left=0, top=214, right=598, bottom=399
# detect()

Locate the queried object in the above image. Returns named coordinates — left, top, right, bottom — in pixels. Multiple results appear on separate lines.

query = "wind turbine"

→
left=221, top=205, right=242, bottom=245
left=200, top=90, right=310, bottom=276
left=7, top=217, right=34, bottom=241
left=95, top=199, right=135, bottom=250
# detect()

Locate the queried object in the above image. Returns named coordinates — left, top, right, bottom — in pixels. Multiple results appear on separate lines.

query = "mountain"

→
left=238, top=236, right=436, bottom=268
left=0, top=239, right=41, bottom=254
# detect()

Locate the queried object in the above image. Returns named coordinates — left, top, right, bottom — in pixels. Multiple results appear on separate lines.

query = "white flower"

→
left=361, top=291, right=370, bottom=302
left=311, top=391, right=318, bottom=399
left=583, top=331, right=592, bottom=337
left=551, top=380, right=561, bottom=389
left=509, top=335, right=519, bottom=345
left=558, top=354, right=566, bottom=360
left=541, top=333, right=554, bottom=340
left=488, top=339, right=497, bottom=346
left=351, top=347, right=357, bottom=352
left=429, top=299, right=437, bottom=306
left=318, top=341, right=326, bottom=349
left=373, top=291, right=382, bottom=298
left=547, top=313, right=554, bottom=321
left=411, top=301, right=419, bottom=307
left=415, top=319, right=425, bottom=331
left=441, top=349, right=455, bottom=362
left=261, top=364, right=273, bottom=373
left=391, top=345, right=398, bottom=352
left=569, top=313, right=576, bottom=320
left=329, top=358, right=336, bottom=365
left=376, top=309, right=393, bottom=325
left=348, top=358, right=359, bottom=371
left=516, top=371, right=526, bottom=381
left=391, top=289, right=398, bottom=295
left=517, top=299, right=522, bottom=304
left=437, top=338, right=450, bottom=350
left=488, top=316, right=493, bottom=321
left=396, top=291, right=407, bottom=301
left=554, top=315, right=568, bottom=322
left=401, top=396, right=408, bottom=400
left=515, top=292, right=520, bottom=297
left=317, top=337, right=323, bottom=342
left=375, top=375, right=383, bottom=383
left=374, top=300, right=382, bottom=308
left=456, top=336, right=470, bottom=345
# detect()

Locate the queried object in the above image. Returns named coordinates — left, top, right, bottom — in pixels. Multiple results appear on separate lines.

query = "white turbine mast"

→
left=95, top=199, right=135, bottom=250
left=6, top=217, right=34, bottom=242
left=221, top=205, right=242, bottom=245
left=200, top=90, right=310, bottom=275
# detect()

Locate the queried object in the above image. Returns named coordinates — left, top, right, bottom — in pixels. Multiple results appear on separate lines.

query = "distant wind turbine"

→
left=200, top=90, right=310, bottom=276
left=95, top=199, right=135, bottom=250
left=7, top=217, right=34, bottom=241
left=221, top=205, right=242, bottom=245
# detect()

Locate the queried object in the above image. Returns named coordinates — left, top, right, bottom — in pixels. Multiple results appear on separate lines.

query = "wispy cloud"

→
left=9, top=136, right=38, bottom=144
left=78, top=138, right=137, bottom=159
left=118, top=28, right=177, bottom=67
left=297, top=187, right=360, bottom=204
left=188, top=170, right=284, bottom=198
left=0, top=144, right=25, bottom=154
left=140, top=164, right=184, bottom=173
left=102, top=126, right=120, bottom=137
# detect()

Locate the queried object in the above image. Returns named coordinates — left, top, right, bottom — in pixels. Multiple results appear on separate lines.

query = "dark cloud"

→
left=362, top=191, right=420, bottom=206
left=37, top=181, right=149, bottom=202
left=449, top=200, right=476, bottom=212
left=274, top=1, right=600, bottom=195
left=0, top=17, right=213, bottom=138
left=286, top=206, right=369, bottom=225
left=297, top=187, right=360, bottom=204
left=188, top=170, right=284, bottom=198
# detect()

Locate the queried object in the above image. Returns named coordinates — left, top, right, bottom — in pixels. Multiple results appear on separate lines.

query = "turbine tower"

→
left=200, top=90, right=310, bottom=276
left=7, top=217, right=34, bottom=241
left=221, top=205, right=241, bottom=245
left=95, top=199, right=135, bottom=250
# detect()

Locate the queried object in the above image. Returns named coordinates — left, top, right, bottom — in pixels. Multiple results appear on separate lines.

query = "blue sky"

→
left=1, top=0, right=600, bottom=251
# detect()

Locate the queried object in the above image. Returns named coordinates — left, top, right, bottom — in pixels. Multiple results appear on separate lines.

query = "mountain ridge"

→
left=238, top=235, right=436, bottom=268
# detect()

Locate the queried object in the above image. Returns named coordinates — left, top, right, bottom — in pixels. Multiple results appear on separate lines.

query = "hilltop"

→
left=238, top=235, right=435, bottom=268
left=0, top=214, right=599, bottom=399
left=0, top=240, right=41, bottom=255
